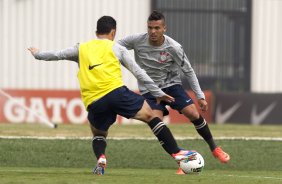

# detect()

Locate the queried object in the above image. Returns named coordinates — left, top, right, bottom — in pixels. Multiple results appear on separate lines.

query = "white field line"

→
left=0, top=136, right=282, bottom=141
left=208, top=173, right=282, bottom=181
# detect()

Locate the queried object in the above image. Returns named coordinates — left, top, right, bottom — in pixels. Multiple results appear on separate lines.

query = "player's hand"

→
left=198, top=99, right=208, bottom=112
left=156, top=94, right=175, bottom=104
left=28, top=47, right=39, bottom=56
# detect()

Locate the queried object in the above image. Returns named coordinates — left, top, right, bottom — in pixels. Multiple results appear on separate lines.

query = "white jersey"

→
left=118, top=33, right=205, bottom=99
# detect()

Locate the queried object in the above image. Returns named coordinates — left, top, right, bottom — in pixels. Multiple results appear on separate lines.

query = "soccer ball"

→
left=179, top=151, right=205, bottom=174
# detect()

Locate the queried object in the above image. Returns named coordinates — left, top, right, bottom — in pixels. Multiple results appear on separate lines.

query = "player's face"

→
left=147, top=20, right=166, bottom=45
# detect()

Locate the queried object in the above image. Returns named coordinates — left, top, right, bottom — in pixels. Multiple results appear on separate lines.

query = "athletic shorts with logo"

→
left=87, top=86, right=144, bottom=131
left=143, top=84, right=194, bottom=116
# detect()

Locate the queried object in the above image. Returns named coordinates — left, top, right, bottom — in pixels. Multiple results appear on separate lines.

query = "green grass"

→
left=1, top=123, right=282, bottom=138
left=0, top=123, right=282, bottom=183
left=1, top=139, right=282, bottom=171
left=0, top=168, right=282, bottom=184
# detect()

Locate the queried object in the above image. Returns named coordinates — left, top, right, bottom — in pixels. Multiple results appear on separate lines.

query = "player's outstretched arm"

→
left=27, top=44, right=79, bottom=62
left=28, top=47, right=39, bottom=56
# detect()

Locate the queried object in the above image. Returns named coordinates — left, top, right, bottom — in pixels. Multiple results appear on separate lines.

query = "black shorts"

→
left=87, top=86, right=144, bottom=131
left=142, top=84, right=194, bottom=116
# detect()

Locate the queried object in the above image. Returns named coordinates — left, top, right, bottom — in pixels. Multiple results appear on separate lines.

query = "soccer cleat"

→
left=171, top=150, right=196, bottom=162
left=175, top=167, right=185, bottom=175
left=212, top=147, right=230, bottom=163
left=93, top=154, right=107, bottom=175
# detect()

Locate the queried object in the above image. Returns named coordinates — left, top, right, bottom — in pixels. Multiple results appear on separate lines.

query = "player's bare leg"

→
left=151, top=109, right=164, bottom=120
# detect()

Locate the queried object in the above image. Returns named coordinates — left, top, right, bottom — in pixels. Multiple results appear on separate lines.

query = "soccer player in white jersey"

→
left=118, top=11, right=230, bottom=174
left=28, top=16, right=197, bottom=175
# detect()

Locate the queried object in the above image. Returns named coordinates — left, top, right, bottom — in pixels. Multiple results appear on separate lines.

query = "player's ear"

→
left=161, top=19, right=167, bottom=32
left=163, top=24, right=167, bottom=32
left=110, top=29, right=116, bottom=40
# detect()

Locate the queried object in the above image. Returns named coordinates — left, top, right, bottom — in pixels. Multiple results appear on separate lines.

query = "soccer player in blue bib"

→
left=29, top=16, right=197, bottom=175
left=118, top=11, right=230, bottom=173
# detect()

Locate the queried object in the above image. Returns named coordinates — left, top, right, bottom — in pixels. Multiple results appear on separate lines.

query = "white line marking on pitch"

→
left=0, top=136, right=282, bottom=141
left=209, top=173, right=282, bottom=180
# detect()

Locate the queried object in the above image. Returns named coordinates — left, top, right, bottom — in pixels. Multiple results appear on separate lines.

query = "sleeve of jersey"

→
left=116, top=45, right=166, bottom=97
left=172, top=46, right=205, bottom=100
left=117, top=35, right=137, bottom=50
left=34, top=44, right=79, bottom=62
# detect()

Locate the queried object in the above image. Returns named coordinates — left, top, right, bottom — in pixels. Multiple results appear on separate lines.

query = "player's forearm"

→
left=34, top=51, right=63, bottom=61
left=185, top=71, right=205, bottom=99
left=128, top=65, right=166, bottom=97
left=33, top=45, right=79, bottom=62
left=136, top=72, right=166, bottom=97
left=181, top=64, right=205, bottom=99
left=121, top=52, right=165, bottom=97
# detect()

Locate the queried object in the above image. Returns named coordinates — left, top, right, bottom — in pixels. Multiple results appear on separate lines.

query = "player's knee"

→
left=138, top=107, right=155, bottom=123
left=134, top=101, right=155, bottom=123
left=182, top=105, right=200, bottom=121
left=185, top=110, right=200, bottom=121
left=91, top=126, right=108, bottom=137
left=142, top=112, right=154, bottom=123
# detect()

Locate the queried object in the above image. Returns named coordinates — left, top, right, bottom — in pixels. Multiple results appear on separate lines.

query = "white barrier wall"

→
left=0, top=0, right=150, bottom=90
left=2, top=0, right=281, bottom=93
left=251, top=0, right=282, bottom=92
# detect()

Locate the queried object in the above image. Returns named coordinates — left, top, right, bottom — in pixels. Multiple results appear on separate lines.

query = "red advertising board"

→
left=0, top=89, right=213, bottom=125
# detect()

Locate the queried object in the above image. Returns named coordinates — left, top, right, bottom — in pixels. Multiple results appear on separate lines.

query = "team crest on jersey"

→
left=158, top=51, right=170, bottom=63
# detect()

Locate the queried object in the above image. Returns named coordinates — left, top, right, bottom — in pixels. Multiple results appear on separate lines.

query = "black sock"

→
left=148, top=117, right=180, bottom=155
left=192, top=116, right=217, bottom=151
left=92, top=136, right=107, bottom=159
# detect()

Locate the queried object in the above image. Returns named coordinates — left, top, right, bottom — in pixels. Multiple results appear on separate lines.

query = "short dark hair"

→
left=148, top=10, right=165, bottom=23
left=96, top=16, right=116, bottom=34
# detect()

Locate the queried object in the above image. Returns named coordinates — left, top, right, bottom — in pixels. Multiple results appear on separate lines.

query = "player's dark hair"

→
left=96, top=16, right=116, bottom=34
left=148, top=10, right=165, bottom=23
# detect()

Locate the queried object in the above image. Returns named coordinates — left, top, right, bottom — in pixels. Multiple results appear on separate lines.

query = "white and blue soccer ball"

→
left=179, top=151, right=205, bottom=174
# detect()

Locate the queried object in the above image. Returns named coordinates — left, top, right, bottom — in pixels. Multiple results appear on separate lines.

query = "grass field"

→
left=1, top=168, right=282, bottom=184
left=0, top=123, right=282, bottom=184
